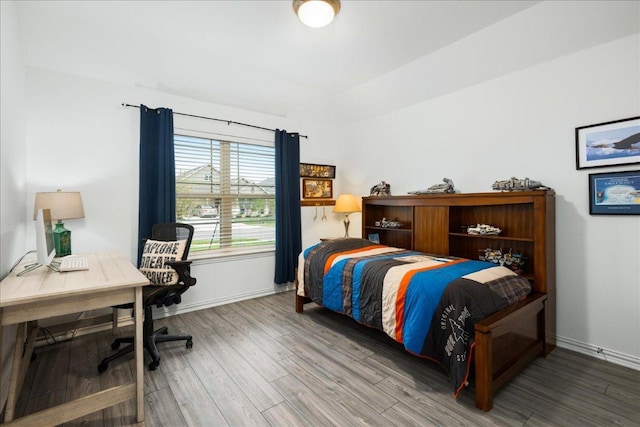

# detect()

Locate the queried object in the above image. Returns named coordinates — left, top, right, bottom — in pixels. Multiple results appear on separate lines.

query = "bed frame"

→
left=296, top=191, right=556, bottom=411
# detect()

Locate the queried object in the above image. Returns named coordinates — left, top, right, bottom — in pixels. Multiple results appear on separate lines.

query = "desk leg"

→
left=112, top=307, right=119, bottom=335
left=3, top=321, right=39, bottom=422
left=3, top=322, right=25, bottom=422
left=4, top=322, right=25, bottom=422
left=134, top=286, right=144, bottom=423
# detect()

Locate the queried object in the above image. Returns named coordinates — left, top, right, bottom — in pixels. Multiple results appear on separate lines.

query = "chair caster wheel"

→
left=186, top=339, right=193, bottom=349
left=149, top=360, right=159, bottom=371
left=111, top=342, right=120, bottom=350
left=98, top=362, right=108, bottom=373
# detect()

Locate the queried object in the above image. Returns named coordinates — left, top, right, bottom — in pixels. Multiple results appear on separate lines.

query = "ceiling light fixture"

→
left=293, top=0, right=341, bottom=28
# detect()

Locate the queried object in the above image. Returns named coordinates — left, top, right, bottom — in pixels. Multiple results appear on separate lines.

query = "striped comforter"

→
left=297, top=238, right=531, bottom=396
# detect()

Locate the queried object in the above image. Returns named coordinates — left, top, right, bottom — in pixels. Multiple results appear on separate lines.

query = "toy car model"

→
left=491, top=177, right=549, bottom=191
left=408, top=178, right=456, bottom=194
left=467, top=223, right=502, bottom=235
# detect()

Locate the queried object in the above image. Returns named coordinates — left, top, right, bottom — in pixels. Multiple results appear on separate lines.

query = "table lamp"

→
left=333, top=193, right=361, bottom=238
left=34, top=190, right=85, bottom=257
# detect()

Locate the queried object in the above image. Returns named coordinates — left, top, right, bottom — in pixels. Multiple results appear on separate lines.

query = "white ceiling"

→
left=13, top=1, right=640, bottom=124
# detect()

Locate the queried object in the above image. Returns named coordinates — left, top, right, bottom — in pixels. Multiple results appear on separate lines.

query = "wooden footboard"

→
left=473, top=292, right=547, bottom=411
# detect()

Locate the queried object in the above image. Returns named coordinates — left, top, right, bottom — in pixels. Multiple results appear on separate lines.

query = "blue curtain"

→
left=138, top=105, right=175, bottom=264
left=274, top=130, right=301, bottom=284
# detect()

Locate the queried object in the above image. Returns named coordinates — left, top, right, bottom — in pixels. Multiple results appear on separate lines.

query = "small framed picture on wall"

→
left=588, top=170, right=640, bottom=215
left=299, top=163, right=336, bottom=178
left=302, top=179, right=333, bottom=199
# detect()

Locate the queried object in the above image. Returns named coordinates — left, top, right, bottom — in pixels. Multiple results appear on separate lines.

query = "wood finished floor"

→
left=12, top=290, right=640, bottom=426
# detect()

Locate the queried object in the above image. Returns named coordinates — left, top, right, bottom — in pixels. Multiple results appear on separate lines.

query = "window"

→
left=174, top=134, right=276, bottom=256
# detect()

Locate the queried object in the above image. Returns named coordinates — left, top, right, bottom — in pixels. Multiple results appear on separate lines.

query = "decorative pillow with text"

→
left=139, top=239, right=187, bottom=286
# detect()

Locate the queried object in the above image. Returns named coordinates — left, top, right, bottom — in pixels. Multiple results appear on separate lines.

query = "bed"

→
left=295, top=237, right=549, bottom=411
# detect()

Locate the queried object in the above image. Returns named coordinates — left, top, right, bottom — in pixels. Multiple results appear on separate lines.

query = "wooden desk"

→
left=0, top=252, right=149, bottom=425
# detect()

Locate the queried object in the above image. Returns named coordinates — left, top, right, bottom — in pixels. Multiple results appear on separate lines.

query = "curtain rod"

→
left=122, top=103, right=308, bottom=139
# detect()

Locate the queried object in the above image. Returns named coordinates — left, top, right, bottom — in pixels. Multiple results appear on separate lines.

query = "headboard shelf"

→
left=448, top=232, right=534, bottom=242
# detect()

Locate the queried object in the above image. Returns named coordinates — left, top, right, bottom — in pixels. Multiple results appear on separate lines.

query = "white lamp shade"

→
left=293, top=0, right=340, bottom=28
left=333, top=193, right=360, bottom=213
left=34, top=191, right=85, bottom=220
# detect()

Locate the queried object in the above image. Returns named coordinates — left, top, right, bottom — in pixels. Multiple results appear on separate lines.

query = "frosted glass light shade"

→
left=293, top=0, right=341, bottom=28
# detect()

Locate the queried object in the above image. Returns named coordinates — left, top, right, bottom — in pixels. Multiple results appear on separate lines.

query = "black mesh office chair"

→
left=98, top=222, right=196, bottom=372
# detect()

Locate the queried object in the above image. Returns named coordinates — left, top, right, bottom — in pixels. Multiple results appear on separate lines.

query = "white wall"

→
left=339, top=35, right=640, bottom=367
left=0, top=0, right=27, bottom=409
left=0, top=3, right=27, bottom=277
left=23, top=66, right=345, bottom=315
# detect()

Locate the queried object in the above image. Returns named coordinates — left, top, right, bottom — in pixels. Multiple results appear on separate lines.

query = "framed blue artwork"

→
left=589, top=170, right=640, bottom=215
left=576, top=116, right=640, bottom=170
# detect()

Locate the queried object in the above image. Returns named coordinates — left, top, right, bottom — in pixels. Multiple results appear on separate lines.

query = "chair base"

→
left=98, top=324, right=192, bottom=373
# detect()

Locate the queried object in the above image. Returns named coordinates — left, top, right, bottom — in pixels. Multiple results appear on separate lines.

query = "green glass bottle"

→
left=53, top=221, right=72, bottom=256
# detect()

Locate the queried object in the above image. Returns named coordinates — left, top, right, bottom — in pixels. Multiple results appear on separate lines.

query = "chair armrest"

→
left=166, top=259, right=192, bottom=267
left=166, top=260, right=197, bottom=286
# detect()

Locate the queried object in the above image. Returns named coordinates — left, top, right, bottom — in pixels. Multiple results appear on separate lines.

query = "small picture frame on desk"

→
left=368, top=233, right=380, bottom=244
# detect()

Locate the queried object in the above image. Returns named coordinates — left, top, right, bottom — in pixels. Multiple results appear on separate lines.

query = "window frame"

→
left=174, top=131, right=276, bottom=259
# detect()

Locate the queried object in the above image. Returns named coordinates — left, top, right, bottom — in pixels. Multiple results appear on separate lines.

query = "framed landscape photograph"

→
left=300, top=163, right=336, bottom=178
left=302, top=179, right=333, bottom=199
left=575, top=116, right=640, bottom=170
left=588, top=170, right=640, bottom=215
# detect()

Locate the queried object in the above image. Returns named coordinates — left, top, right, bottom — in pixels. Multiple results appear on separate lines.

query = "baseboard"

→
left=151, top=284, right=295, bottom=319
left=556, top=335, right=640, bottom=371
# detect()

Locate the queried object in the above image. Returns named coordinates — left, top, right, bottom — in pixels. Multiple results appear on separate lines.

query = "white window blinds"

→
left=174, top=134, right=276, bottom=255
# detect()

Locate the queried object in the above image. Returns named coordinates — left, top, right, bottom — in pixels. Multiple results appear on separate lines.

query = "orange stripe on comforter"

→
left=323, top=245, right=390, bottom=274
